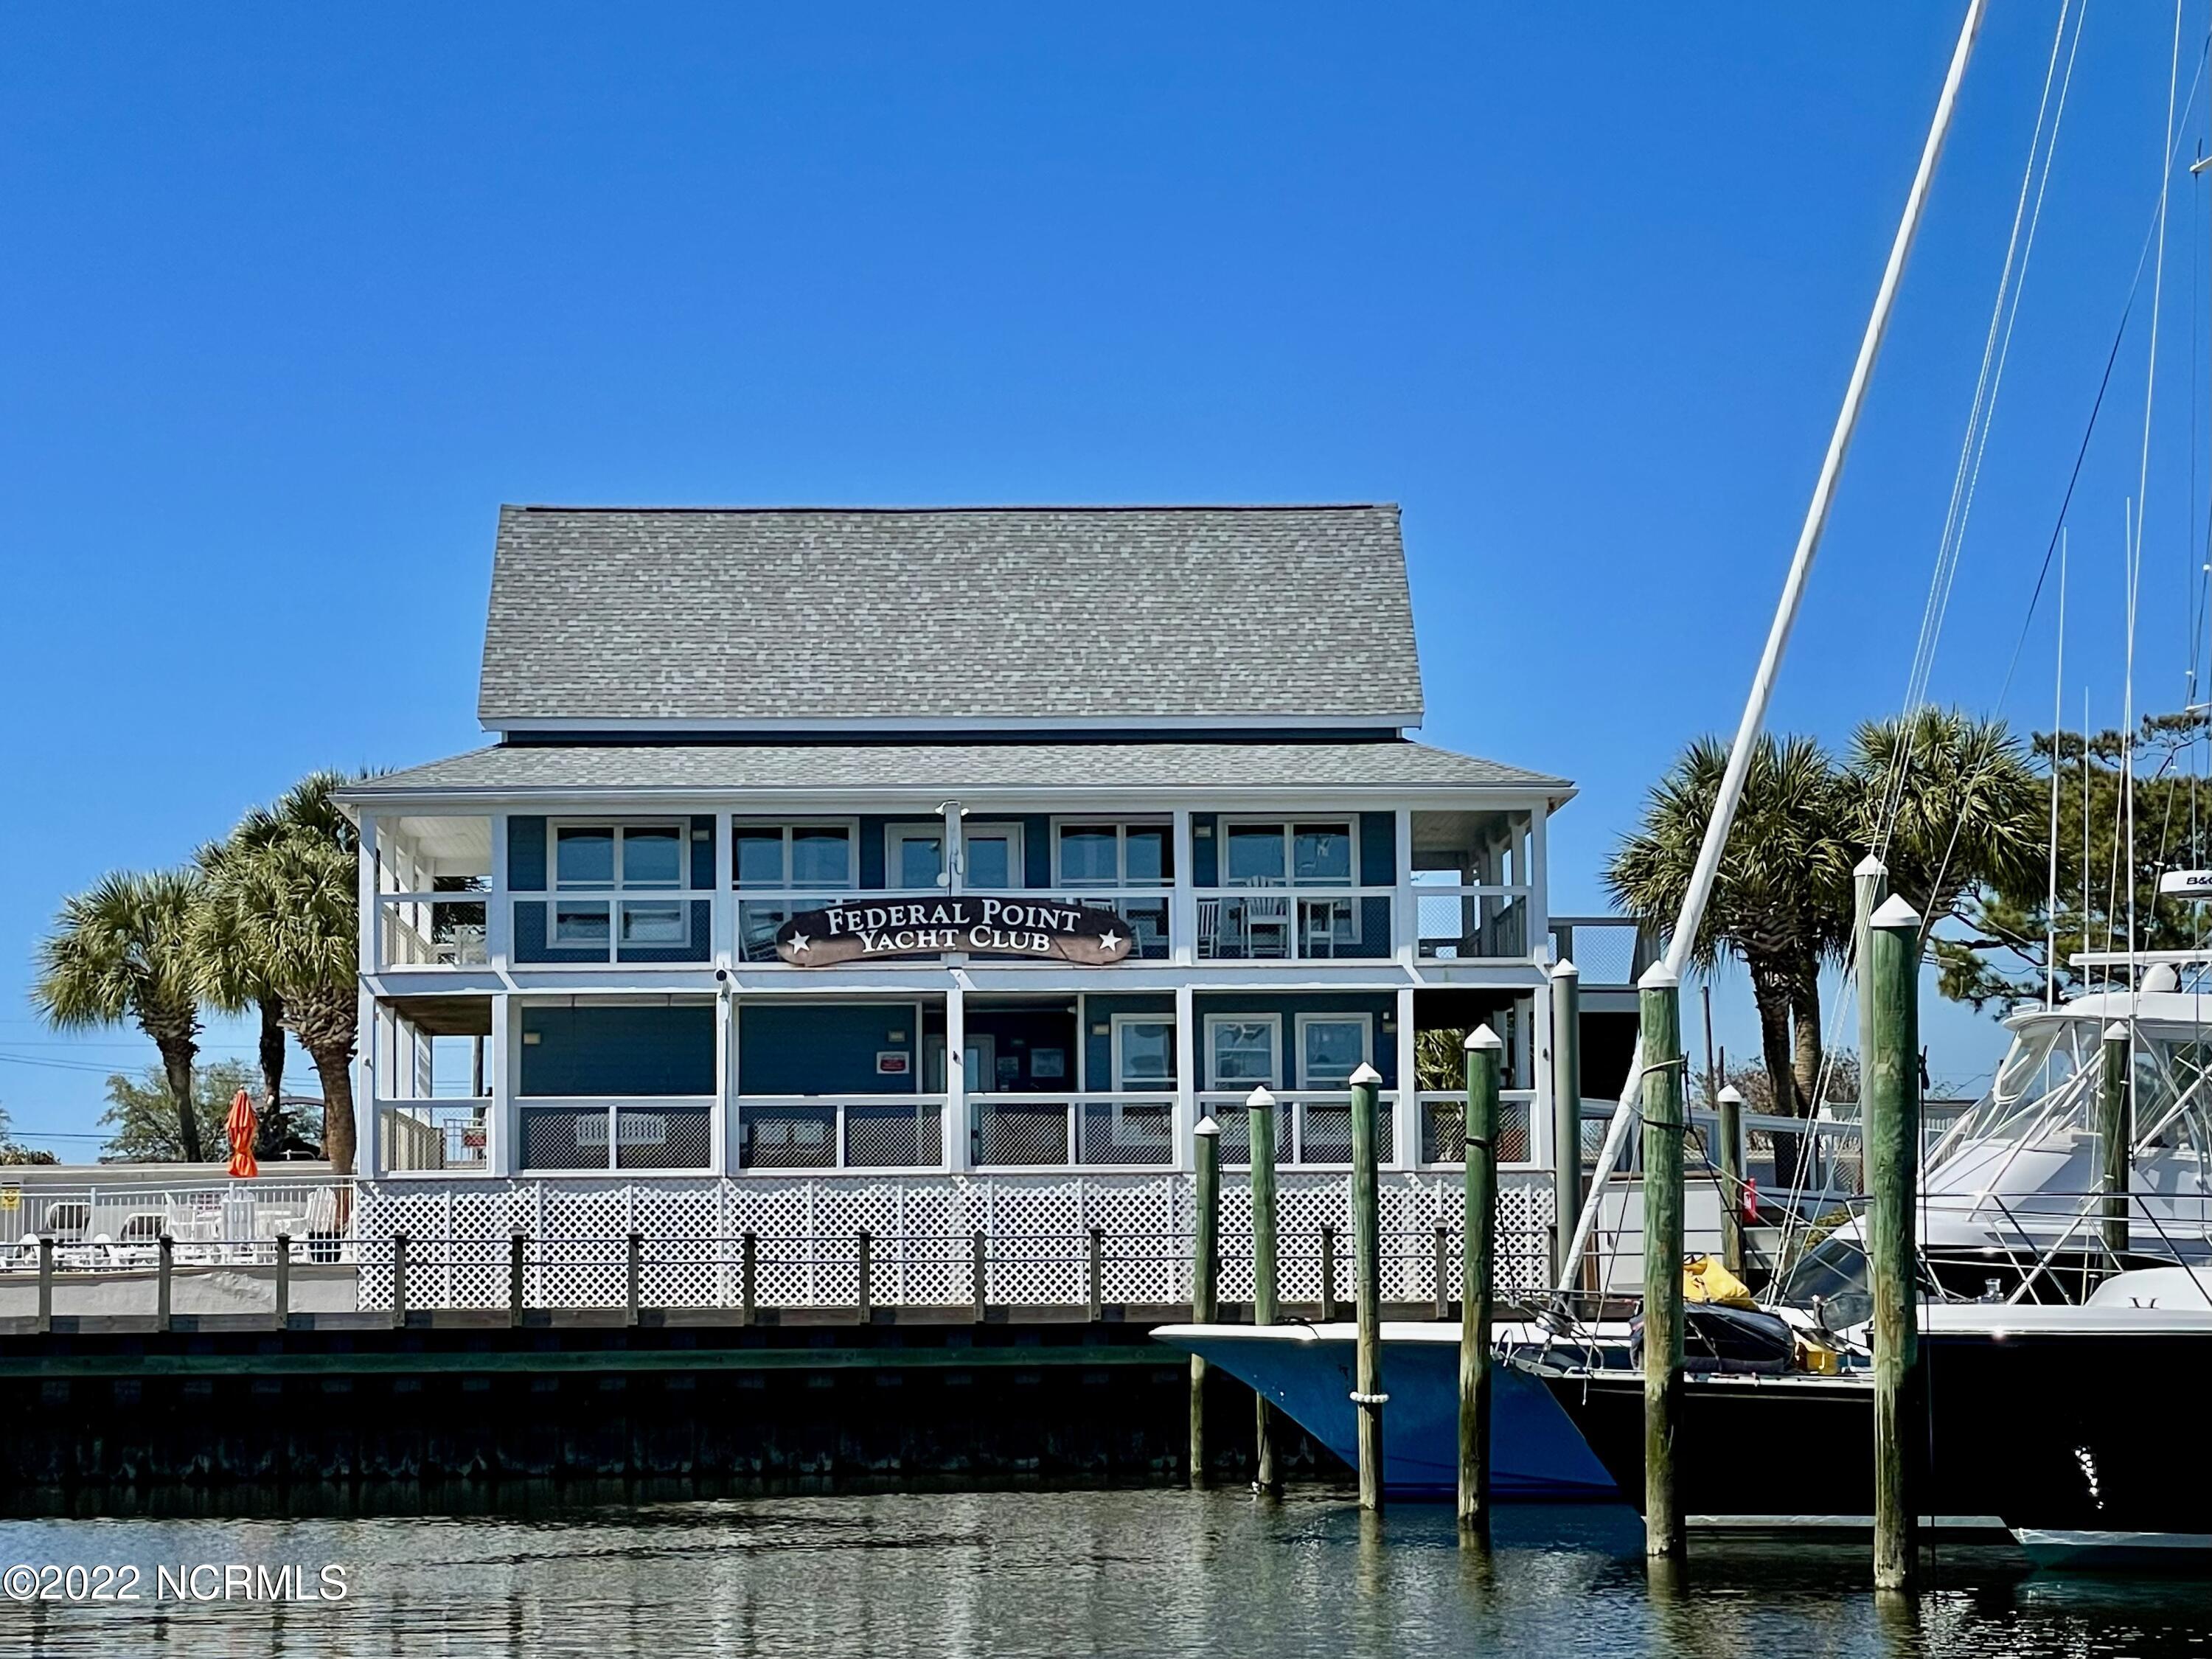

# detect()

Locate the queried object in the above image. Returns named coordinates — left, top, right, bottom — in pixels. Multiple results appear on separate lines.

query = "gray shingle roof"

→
left=345, top=741, right=1568, bottom=801
left=480, top=505, right=1423, bottom=728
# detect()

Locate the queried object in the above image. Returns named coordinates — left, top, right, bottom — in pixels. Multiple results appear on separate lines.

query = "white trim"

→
left=484, top=712, right=1425, bottom=737
left=1111, top=1012, right=1180, bottom=1091
left=1203, top=1012, right=1283, bottom=1091
left=1295, top=1011, right=1374, bottom=1090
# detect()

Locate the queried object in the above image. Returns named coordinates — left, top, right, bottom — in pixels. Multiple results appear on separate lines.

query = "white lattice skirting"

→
left=353, top=1172, right=1556, bottom=1312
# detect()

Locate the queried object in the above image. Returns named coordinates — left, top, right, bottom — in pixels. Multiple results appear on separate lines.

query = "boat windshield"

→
left=1777, top=1234, right=1871, bottom=1329
left=1940, top=1019, right=2098, bottom=1150
left=1935, top=1017, right=2212, bottom=1163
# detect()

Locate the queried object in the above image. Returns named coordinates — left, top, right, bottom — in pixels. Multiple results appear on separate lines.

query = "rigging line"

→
left=2129, top=0, right=2189, bottom=996
left=1903, top=0, right=2091, bottom=742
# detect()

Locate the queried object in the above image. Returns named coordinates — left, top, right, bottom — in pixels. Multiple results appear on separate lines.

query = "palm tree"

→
left=33, top=869, right=209, bottom=1161
left=1607, top=734, right=1854, bottom=1181
left=194, top=773, right=363, bottom=1174
left=194, top=771, right=361, bottom=1157
left=1846, top=707, right=2045, bottom=950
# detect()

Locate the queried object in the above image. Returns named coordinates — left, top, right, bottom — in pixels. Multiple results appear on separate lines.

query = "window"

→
left=552, top=822, right=695, bottom=951
left=889, top=827, right=945, bottom=890
left=1297, top=1015, right=1371, bottom=1088
left=962, top=823, right=1023, bottom=889
left=1222, top=821, right=1354, bottom=886
left=731, top=822, right=855, bottom=891
left=1057, top=822, right=1173, bottom=887
left=1113, top=1015, right=1178, bottom=1088
left=1206, top=1015, right=1281, bottom=1089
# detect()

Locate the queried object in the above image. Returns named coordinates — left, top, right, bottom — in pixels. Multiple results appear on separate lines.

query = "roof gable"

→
left=479, top=504, right=1423, bottom=731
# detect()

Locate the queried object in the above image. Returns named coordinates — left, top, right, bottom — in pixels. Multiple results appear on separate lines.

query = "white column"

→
left=488, top=992, right=515, bottom=1178
left=1391, top=984, right=1416, bottom=1170
left=945, top=982, right=969, bottom=1172
left=1173, top=982, right=1197, bottom=1171
left=1528, top=981, right=1554, bottom=1175
left=1528, top=805, right=1552, bottom=963
left=487, top=811, right=512, bottom=967
left=1171, top=810, right=1197, bottom=965
left=714, top=987, right=734, bottom=1175
left=709, top=813, right=734, bottom=970
left=357, top=986, right=380, bottom=1178
left=944, top=801, right=966, bottom=894
left=358, top=813, right=380, bottom=975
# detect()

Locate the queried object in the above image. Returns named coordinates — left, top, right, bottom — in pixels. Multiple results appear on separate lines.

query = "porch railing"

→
left=1413, top=884, right=1531, bottom=960
left=517, top=1098, right=716, bottom=1172
left=377, top=1099, right=490, bottom=1173
left=1192, top=887, right=1394, bottom=961
left=1193, top=1089, right=1402, bottom=1166
left=970, top=1092, right=1178, bottom=1168
left=737, top=1094, right=948, bottom=1171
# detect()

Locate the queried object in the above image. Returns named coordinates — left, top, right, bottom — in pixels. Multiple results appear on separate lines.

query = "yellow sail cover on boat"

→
left=1682, top=1256, right=1756, bottom=1308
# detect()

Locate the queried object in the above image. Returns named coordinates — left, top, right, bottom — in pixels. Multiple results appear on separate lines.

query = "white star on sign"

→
left=1099, top=931, right=1122, bottom=954
left=787, top=932, right=812, bottom=955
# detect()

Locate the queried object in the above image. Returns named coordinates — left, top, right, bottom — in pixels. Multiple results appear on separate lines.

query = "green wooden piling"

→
left=1866, top=893, right=1924, bottom=1592
left=2099, top=1021, right=2132, bottom=1262
left=1461, top=1024, right=1503, bottom=1538
left=156, top=1235, right=173, bottom=1333
left=1349, top=1061, right=1386, bottom=1512
left=1715, top=1083, right=1746, bottom=1275
left=274, top=1234, right=291, bottom=1332
left=1550, top=961, right=1582, bottom=1290
left=1190, top=1114, right=1221, bottom=1490
left=1248, top=1085, right=1281, bottom=1494
left=1638, top=963, right=1685, bottom=1562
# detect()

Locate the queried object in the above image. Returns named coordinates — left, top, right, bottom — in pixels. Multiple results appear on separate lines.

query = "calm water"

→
left=0, top=1489, right=2209, bottom=1657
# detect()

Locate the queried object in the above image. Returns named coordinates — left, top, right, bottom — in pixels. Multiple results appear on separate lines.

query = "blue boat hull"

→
left=1158, top=1328, right=1618, bottom=1500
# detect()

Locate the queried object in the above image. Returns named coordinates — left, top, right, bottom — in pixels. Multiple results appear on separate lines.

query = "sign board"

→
left=875, top=1051, right=911, bottom=1076
left=2160, top=869, right=2212, bottom=900
left=776, top=897, right=1135, bottom=967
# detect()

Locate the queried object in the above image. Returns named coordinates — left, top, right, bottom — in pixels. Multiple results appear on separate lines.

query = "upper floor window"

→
left=732, top=822, right=855, bottom=891
left=1056, top=822, right=1172, bottom=888
left=1222, top=821, right=1354, bottom=886
left=552, top=821, right=695, bottom=949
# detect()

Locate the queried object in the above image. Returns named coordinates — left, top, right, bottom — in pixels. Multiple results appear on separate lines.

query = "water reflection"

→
left=0, top=1493, right=2204, bottom=1656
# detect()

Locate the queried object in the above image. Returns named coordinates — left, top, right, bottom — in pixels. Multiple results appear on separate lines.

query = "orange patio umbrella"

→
left=225, top=1088, right=259, bottom=1180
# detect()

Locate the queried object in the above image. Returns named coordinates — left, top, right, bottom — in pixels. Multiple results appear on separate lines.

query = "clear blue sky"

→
left=0, top=4, right=2204, bottom=1153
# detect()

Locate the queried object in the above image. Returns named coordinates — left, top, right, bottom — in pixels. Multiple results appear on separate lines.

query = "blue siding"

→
left=1022, top=815, right=1052, bottom=888
left=858, top=818, right=886, bottom=888
left=1081, top=992, right=1176, bottom=1088
left=690, top=815, right=715, bottom=890
left=740, top=1003, right=918, bottom=1096
left=1193, top=814, right=1219, bottom=886
left=519, top=1004, right=714, bottom=1096
left=1359, top=812, right=1396, bottom=887
left=509, top=817, right=547, bottom=891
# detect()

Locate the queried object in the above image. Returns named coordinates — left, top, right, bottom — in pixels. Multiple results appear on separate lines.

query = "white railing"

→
left=1192, top=886, right=1394, bottom=961
left=375, top=893, right=489, bottom=969
left=0, top=1178, right=354, bottom=1261
left=517, top=1097, right=717, bottom=1173
left=737, top=1094, right=948, bottom=1171
left=1194, top=1088, right=1402, bottom=1166
left=970, top=1092, right=1178, bottom=1168
left=1413, top=884, right=1531, bottom=961
left=376, top=1099, right=491, bottom=1173
left=1413, top=1089, right=1538, bottom=1168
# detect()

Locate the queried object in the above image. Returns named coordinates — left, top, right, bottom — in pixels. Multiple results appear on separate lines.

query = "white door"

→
left=925, top=1034, right=995, bottom=1093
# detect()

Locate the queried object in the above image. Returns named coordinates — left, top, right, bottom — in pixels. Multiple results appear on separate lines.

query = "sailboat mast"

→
left=1557, top=0, right=1990, bottom=1292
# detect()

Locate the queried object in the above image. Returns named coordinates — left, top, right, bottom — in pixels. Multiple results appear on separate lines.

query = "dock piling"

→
left=274, top=1234, right=291, bottom=1330
left=970, top=1230, right=987, bottom=1321
left=1638, top=964, right=1685, bottom=1561
left=1189, top=1114, right=1221, bottom=1489
left=1550, top=960, right=1582, bottom=1290
left=1868, top=894, right=1924, bottom=1591
left=626, top=1233, right=644, bottom=1326
left=1088, top=1227, right=1105, bottom=1321
left=856, top=1230, right=873, bottom=1323
left=1320, top=1227, right=1340, bottom=1322
left=36, top=1237, right=52, bottom=1335
left=2099, top=1020, right=2132, bottom=1262
left=1432, top=1227, right=1450, bottom=1320
left=1461, top=1025, right=1503, bottom=1539
left=509, top=1233, right=526, bottom=1326
left=1349, top=1061, right=1385, bottom=1512
left=156, top=1235, right=173, bottom=1333
left=742, top=1231, right=759, bottom=1326
left=391, top=1233, right=410, bottom=1330
left=1715, top=1083, right=1746, bottom=1275
left=1248, top=1085, right=1281, bottom=1494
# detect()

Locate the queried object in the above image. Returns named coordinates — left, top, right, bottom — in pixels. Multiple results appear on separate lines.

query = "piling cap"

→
left=1194, top=1115, right=1221, bottom=1138
left=1551, top=958, right=1579, bottom=981
left=1464, top=1023, right=1503, bottom=1051
left=1717, top=1083, right=1745, bottom=1105
left=1869, top=894, right=1922, bottom=931
left=1854, top=855, right=1889, bottom=879
left=1636, top=961, right=1679, bottom=991
left=1347, top=1061, right=1384, bottom=1086
left=1244, top=1085, right=1276, bottom=1109
left=2103, top=1021, right=2132, bottom=1044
